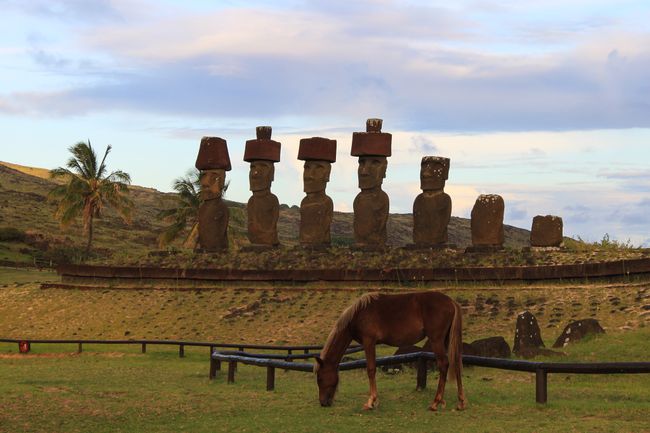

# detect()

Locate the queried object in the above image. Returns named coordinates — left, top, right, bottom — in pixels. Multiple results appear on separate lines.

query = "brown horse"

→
left=315, top=291, right=466, bottom=411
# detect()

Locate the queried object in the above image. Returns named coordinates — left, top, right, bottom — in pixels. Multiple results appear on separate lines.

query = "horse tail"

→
left=446, top=300, right=463, bottom=383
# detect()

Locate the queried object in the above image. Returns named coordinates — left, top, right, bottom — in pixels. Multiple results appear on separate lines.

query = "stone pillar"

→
left=298, top=137, right=337, bottom=247
left=412, top=156, right=453, bottom=248
left=195, top=137, right=231, bottom=252
left=351, top=118, right=391, bottom=249
left=468, top=194, right=504, bottom=252
left=244, top=126, right=281, bottom=248
left=530, top=215, right=563, bottom=248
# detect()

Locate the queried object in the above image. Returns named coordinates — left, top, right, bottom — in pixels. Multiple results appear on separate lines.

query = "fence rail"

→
left=210, top=350, right=650, bottom=404
left=0, top=338, right=361, bottom=358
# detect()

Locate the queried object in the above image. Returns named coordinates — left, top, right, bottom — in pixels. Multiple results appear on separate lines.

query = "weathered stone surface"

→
left=197, top=168, right=229, bottom=251
left=244, top=126, right=281, bottom=162
left=513, top=311, right=545, bottom=356
left=245, top=127, right=280, bottom=247
left=195, top=136, right=231, bottom=171
left=413, top=156, right=452, bottom=246
left=463, top=336, right=511, bottom=358
left=351, top=118, right=392, bottom=157
left=247, top=191, right=279, bottom=246
left=298, top=138, right=336, bottom=246
left=531, top=215, right=564, bottom=247
left=352, top=121, right=391, bottom=248
left=471, top=194, right=504, bottom=247
left=298, top=137, right=337, bottom=162
left=552, top=319, right=605, bottom=348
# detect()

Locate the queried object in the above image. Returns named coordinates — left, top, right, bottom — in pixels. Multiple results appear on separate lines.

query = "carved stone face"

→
left=420, top=160, right=447, bottom=191
left=303, top=160, right=331, bottom=193
left=200, top=169, right=226, bottom=200
left=357, top=156, right=387, bottom=190
left=249, top=160, right=275, bottom=192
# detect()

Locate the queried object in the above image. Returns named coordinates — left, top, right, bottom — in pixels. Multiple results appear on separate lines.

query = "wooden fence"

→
left=210, top=350, right=650, bottom=404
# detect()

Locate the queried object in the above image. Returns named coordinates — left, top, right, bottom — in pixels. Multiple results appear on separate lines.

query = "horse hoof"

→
left=456, top=401, right=467, bottom=411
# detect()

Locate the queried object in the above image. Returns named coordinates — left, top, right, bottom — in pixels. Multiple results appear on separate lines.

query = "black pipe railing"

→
left=210, top=351, right=650, bottom=404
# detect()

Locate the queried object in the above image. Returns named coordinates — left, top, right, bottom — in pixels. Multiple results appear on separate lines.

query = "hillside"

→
left=0, top=161, right=530, bottom=265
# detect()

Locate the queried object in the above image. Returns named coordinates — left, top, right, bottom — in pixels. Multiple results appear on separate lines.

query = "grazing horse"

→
left=314, top=291, right=466, bottom=411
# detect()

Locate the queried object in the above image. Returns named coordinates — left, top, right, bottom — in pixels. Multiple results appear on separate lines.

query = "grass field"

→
left=1, top=268, right=649, bottom=432
left=1, top=332, right=649, bottom=433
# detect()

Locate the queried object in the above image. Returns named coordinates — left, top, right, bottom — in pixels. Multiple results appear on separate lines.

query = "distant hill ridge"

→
left=0, top=161, right=530, bottom=259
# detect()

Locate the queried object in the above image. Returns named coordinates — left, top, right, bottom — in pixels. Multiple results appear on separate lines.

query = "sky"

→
left=1, top=0, right=649, bottom=246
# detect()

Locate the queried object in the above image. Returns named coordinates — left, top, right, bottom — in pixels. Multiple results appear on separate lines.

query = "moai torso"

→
left=353, top=189, right=389, bottom=246
left=198, top=198, right=229, bottom=251
left=300, top=193, right=333, bottom=245
left=247, top=191, right=279, bottom=246
left=413, top=191, right=451, bottom=245
left=471, top=194, right=504, bottom=246
left=530, top=215, right=563, bottom=247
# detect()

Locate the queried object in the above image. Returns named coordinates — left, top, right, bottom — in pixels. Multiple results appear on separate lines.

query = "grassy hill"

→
left=0, top=161, right=531, bottom=265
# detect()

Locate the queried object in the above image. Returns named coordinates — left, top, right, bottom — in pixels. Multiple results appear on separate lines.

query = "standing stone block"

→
left=352, top=119, right=391, bottom=249
left=470, top=194, right=504, bottom=249
left=513, top=311, right=545, bottom=356
left=195, top=137, right=231, bottom=252
left=552, top=319, right=605, bottom=348
left=530, top=215, right=563, bottom=247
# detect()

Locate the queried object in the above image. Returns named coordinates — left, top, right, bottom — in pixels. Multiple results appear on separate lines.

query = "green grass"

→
left=0, top=331, right=648, bottom=433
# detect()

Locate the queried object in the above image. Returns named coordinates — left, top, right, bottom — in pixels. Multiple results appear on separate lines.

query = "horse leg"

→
left=428, top=340, right=449, bottom=411
left=362, top=342, right=379, bottom=410
left=455, top=358, right=467, bottom=410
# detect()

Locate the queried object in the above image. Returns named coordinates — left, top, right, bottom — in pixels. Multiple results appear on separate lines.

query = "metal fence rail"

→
left=210, top=351, right=650, bottom=404
left=0, top=338, right=361, bottom=358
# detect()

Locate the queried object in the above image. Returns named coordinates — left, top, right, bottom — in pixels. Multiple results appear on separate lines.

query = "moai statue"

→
left=244, top=126, right=281, bottom=248
left=530, top=215, right=563, bottom=248
left=412, top=156, right=452, bottom=248
left=195, top=136, right=231, bottom=252
left=298, top=137, right=337, bottom=247
left=468, top=194, right=505, bottom=252
left=351, top=118, right=391, bottom=249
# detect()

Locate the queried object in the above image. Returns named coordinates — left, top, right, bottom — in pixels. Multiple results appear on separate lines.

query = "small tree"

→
left=157, top=169, right=228, bottom=249
left=49, top=140, right=132, bottom=254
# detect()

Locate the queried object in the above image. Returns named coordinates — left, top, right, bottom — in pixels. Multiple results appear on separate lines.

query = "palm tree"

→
left=49, top=140, right=132, bottom=254
left=157, top=169, right=229, bottom=249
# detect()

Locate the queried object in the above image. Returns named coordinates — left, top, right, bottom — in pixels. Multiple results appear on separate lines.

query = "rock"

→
left=466, top=336, right=511, bottom=358
left=513, top=311, right=544, bottom=355
left=469, top=194, right=504, bottom=249
left=552, top=318, right=605, bottom=348
left=530, top=215, right=563, bottom=247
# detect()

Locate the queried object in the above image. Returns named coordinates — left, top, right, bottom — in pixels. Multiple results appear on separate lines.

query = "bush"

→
left=0, top=227, right=26, bottom=242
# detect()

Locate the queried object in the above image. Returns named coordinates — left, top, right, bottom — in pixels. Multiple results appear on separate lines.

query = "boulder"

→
left=465, top=336, right=511, bottom=358
left=552, top=319, right=605, bottom=348
left=513, top=311, right=544, bottom=356
left=530, top=215, right=563, bottom=247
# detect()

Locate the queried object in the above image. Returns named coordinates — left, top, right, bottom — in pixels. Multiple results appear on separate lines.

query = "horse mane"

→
left=319, top=293, right=379, bottom=362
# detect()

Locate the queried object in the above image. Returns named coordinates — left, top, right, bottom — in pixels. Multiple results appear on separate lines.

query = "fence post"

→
left=416, top=356, right=427, bottom=390
left=209, top=356, right=218, bottom=380
left=179, top=344, right=185, bottom=358
left=535, top=369, right=548, bottom=404
left=266, top=366, right=275, bottom=391
left=141, top=343, right=146, bottom=354
left=228, top=361, right=237, bottom=383
left=77, top=343, right=83, bottom=354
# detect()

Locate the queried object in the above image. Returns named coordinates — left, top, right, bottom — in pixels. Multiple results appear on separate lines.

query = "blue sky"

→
left=1, top=0, right=649, bottom=245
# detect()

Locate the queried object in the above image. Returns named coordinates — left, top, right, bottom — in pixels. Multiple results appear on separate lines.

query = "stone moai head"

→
left=195, top=136, right=231, bottom=200
left=298, top=137, right=337, bottom=193
left=351, top=118, right=391, bottom=190
left=244, top=126, right=281, bottom=192
left=420, top=156, right=450, bottom=191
